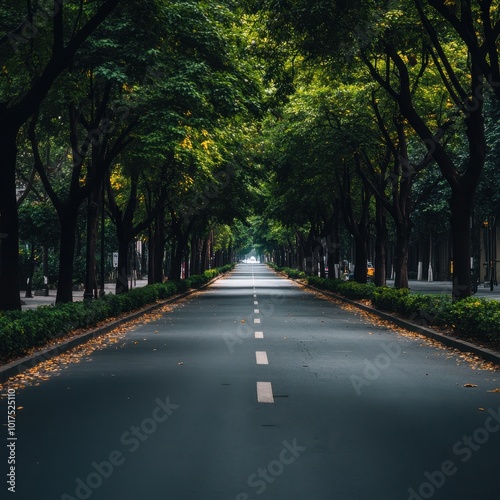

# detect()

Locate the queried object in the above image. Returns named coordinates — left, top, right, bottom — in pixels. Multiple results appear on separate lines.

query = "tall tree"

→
left=0, top=0, right=119, bottom=310
left=250, top=0, right=492, bottom=298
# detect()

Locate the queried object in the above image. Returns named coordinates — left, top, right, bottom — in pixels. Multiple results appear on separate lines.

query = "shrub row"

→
left=307, top=276, right=500, bottom=344
left=308, top=276, right=376, bottom=300
left=268, top=263, right=306, bottom=279
left=269, top=265, right=500, bottom=345
left=0, top=264, right=235, bottom=361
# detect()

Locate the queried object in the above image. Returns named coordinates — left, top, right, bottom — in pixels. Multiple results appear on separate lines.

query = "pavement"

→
left=2, top=264, right=500, bottom=499
left=19, top=279, right=149, bottom=310
left=19, top=278, right=500, bottom=311
left=392, top=279, right=500, bottom=299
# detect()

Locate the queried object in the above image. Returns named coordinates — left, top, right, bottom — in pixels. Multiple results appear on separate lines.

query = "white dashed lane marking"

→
left=256, top=351, right=269, bottom=364
left=252, top=268, right=273, bottom=404
left=257, top=382, right=274, bottom=403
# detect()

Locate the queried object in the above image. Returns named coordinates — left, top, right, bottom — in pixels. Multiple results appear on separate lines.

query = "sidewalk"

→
left=390, top=279, right=500, bottom=300
left=20, top=279, right=148, bottom=310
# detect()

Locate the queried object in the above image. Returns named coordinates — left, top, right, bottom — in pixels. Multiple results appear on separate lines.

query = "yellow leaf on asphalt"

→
left=487, top=388, right=500, bottom=393
left=463, top=384, right=478, bottom=388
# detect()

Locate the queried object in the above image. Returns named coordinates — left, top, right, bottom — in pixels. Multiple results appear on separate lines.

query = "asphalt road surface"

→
left=2, top=264, right=500, bottom=500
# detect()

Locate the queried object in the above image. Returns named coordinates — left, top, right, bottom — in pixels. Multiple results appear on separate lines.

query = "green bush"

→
left=372, top=287, right=410, bottom=311
left=185, top=275, right=206, bottom=288
left=398, top=294, right=452, bottom=326
left=308, top=276, right=375, bottom=299
left=338, top=281, right=376, bottom=300
left=449, top=297, right=500, bottom=341
left=305, top=271, right=500, bottom=346
left=268, top=264, right=306, bottom=279
left=287, top=269, right=306, bottom=279
left=0, top=264, right=234, bottom=361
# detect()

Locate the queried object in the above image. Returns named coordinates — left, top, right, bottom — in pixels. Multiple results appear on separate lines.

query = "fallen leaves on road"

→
left=301, top=284, right=500, bottom=373
left=0, top=302, right=180, bottom=393
left=487, top=388, right=500, bottom=393
left=463, top=383, right=478, bottom=388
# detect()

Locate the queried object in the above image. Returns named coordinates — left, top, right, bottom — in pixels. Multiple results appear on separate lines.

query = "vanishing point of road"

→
left=2, top=264, right=500, bottom=500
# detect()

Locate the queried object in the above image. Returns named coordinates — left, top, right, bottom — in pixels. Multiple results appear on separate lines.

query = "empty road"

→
left=2, top=264, right=500, bottom=500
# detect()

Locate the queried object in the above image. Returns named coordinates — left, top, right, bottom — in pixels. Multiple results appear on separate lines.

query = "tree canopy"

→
left=1, top=0, right=499, bottom=310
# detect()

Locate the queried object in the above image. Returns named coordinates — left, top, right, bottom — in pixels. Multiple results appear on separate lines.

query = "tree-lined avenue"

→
left=2, top=264, right=500, bottom=499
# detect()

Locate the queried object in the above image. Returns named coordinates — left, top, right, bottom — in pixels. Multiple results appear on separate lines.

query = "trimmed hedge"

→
left=449, top=297, right=500, bottom=341
left=268, top=263, right=306, bottom=279
left=0, top=264, right=235, bottom=361
left=269, top=265, right=500, bottom=346
left=308, top=276, right=376, bottom=300
left=307, top=276, right=500, bottom=344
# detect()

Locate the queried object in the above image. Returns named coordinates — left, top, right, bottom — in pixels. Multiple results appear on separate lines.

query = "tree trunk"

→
left=170, top=238, right=185, bottom=281
left=116, top=236, right=129, bottom=294
left=56, top=209, right=79, bottom=304
left=374, top=200, right=387, bottom=287
left=318, top=242, right=326, bottom=278
left=191, top=236, right=201, bottom=276
left=148, top=224, right=156, bottom=285
left=153, top=209, right=165, bottom=283
left=326, top=205, right=341, bottom=279
left=25, top=243, right=35, bottom=299
left=0, top=131, right=22, bottom=311
left=84, top=185, right=101, bottom=299
left=200, top=236, right=209, bottom=273
left=295, top=233, right=306, bottom=272
left=42, top=245, right=49, bottom=296
left=394, top=222, right=411, bottom=289
left=353, top=235, right=368, bottom=284
left=450, top=190, right=473, bottom=300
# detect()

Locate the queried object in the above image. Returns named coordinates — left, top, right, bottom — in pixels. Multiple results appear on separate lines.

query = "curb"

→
left=0, top=272, right=229, bottom=384
left=302, top=282, right=500, bottom=366
left=268, top=267, right=500, bottom=366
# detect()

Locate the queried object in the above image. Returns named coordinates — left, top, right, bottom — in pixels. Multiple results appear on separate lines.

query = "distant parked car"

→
left=367, top=262, right=375, bottom=279
left=346, top=262, right=375, bottom=281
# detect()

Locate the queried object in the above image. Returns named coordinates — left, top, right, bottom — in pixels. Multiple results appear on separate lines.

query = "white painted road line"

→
left=254, top=309, right=259, bottom=314
left=256, top=351, right=269, bottom=364
left=255, top=331, right=264, bottom=339
left=254, top=318, right=261, bottom=324
left=257, top=382, right=274, bottom=403
left=254, top=301, right=258, bottom=305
